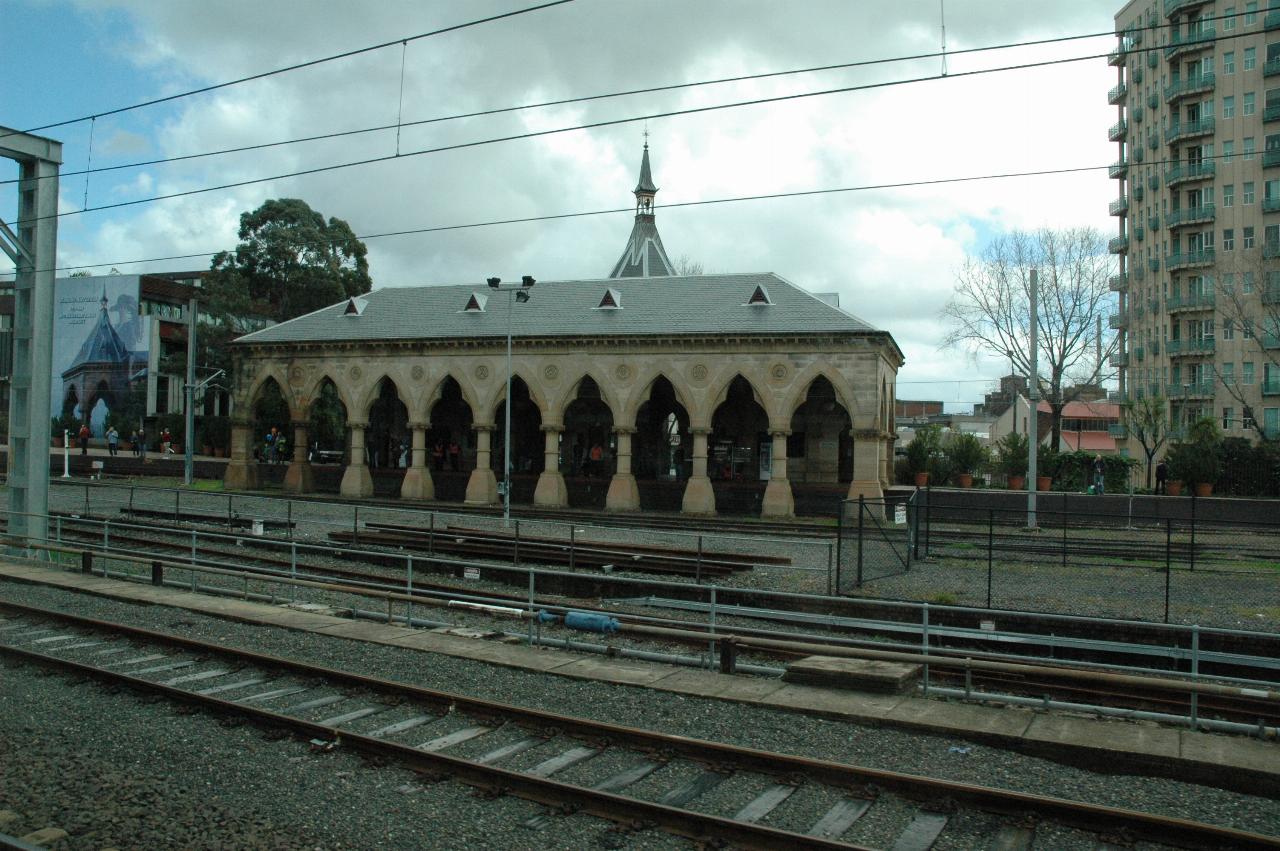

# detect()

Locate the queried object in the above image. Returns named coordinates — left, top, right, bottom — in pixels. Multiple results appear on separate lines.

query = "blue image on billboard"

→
left=51, top=275, right=149, bottom=437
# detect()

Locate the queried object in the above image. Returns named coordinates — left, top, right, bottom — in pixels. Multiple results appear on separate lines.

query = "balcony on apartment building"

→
left=1166, top=337, right=1216, bottom=357
left=1131, top=299, right=1147, bottom=319
left=1263, top=285, right=1280, bottom=304
left=1264, top=195, right=1280, bottom=212
left=1165, top=27, right=1215, bottom=61
left=1167, top=380, right=1216, bottom=399
left=1266, top=58, right=1280, bottom=78
left=1109, top=196, right=1130, bottom=216
left=1267, top=9, right=1280, bottom=29
left=1148, top=173, right=1160, bottom=190
left=1149, top=256, right=1162, bottom=271
left=1148, top=212, right=1160, bottom=230
left=1109, top=159, right=1129, bottom=179
left=1108, top=82, right=1128, bottom=105
left=1109, top=44, right=1127, bottom=66
left=1265, top=103, right=1280, bottom=124
left=1134, top=225, right=1147, bottom=241
left=1165, top=204, right=1215, bottom=229
left=1110, top=351, right=1129, bottom=368
left=1166, top=290, right=1215, bottom=312
left=1108, top=309, right=1129, bottom=329
left=1109, top=119, right=1129, bottom=141
left=1134, top=184, right=1146, bottom=201
left=1108, top=235, right=1131, bottom=253
left=1165, top=117, right=1215, bottom=145
left=1164, top=160, right=1215, bottom=187
left=1164, top=73, right=1215, bottom=104
left=1132, top=104, right=1145, bottom=124
left=1134, top=345, right=1146, bottom=361
left=1165, top=248, right=1215, bottom=270
left=1265, top=240, right=1280, bottom=259
left=1164, top=0, right=1208, bottom=17
left=1149, top=339, right=1161, bottom=356
left=1264, top=149, right=1280, bottom=168
left=1263, top=377, right=1280, bottom=396
left=1109, top=272, right=1128, bottom=291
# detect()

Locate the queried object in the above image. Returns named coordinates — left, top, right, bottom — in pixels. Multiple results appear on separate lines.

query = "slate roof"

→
left=609, top=215, right=676, bottom=278
left=634, top=144, right=658, bottom=194
left=234, top=272, right=887, bottom=347
left=65, top=303, right=132, bottom=371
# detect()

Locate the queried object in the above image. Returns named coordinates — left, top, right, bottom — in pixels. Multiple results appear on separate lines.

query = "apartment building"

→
left=1110, top=0, right=1280, bottom=439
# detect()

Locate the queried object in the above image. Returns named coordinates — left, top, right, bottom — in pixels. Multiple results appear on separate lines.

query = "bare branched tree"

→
left=942, top=228, right=1117, bottom=448
left=1212, top=248, right=1280, bottom=441
left=674, top=254, right=705, bottom=276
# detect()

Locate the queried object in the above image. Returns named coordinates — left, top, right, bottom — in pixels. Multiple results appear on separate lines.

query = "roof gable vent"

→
left=595, top=288, right=621, bottom=310
left=745, top=285, right=772, bottom=306
left=462, top=292, right=488, bottom=313
left=343, top=296, right=368, bottom=316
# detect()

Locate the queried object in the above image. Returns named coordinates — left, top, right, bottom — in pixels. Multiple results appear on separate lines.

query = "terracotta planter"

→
left=1193, top=482, right=1213, bottom=497
left=52, top=437, right=63, bottom=448
left=913, top=471, right=929, bottom=487
left=203, top=445, right=214, bottom=457
left=1007, top=475, right=1026, bottom=491
left=1036, top=475, right=1052, bottom=492
left=956, top=473, right=974, bottom=488
left=1167, top=480, right=1184, bottom=496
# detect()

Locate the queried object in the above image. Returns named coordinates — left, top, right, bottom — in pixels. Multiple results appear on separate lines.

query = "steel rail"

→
left=1, top=600, right=1277, bottom=850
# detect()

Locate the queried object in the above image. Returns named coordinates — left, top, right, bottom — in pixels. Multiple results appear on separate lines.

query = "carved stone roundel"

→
left=475, top=364, right=490, bottom=381
left=349, top=365, right=362, bottom=381
left=544, top=365, right=559, bottom=381
left=411, top=365, right=425, bottom=381
left=771, top=363, right=788, bottom=381
left=615, top=364, right=631, bottom=381
left=289, top=366, right=304, bottom=385
left=690, top=364, right=708, bottom=382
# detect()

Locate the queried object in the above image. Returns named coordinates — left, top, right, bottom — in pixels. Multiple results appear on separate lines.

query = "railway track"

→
left=28, top=516, right=1280, bottom=731
left=1, top=599, right=1273, bottom=850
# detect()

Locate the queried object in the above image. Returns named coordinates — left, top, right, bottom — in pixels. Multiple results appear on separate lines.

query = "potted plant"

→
left=1166, top=417, right=1221, bottom=497
left=204, top=416, right=230, bottom=458
left=1035, top=443, right=1058, bottom=492
left=906, top=424, right=941, bottom=487
left=995, top=432, right=1029, bottom=490
left=944, top=431, right=987, bottom=488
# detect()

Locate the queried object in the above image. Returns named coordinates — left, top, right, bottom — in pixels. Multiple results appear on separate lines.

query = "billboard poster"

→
left=51, top=274, right=149, bottom=437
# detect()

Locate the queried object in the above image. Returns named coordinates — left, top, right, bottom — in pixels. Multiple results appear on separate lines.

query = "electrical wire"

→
left=0, top=0, right=579, bottom=140
left=29, top=50, right=1112, bottom=225
left=10, top=161, right=1106, bottom=276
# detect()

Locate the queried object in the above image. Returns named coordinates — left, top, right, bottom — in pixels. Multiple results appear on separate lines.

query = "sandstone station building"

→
left=225, top=146, right=903, bottom=517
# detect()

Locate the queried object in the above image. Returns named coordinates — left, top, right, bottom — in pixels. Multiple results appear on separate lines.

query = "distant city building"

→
left=1109, top=2, right=1280, bottom=440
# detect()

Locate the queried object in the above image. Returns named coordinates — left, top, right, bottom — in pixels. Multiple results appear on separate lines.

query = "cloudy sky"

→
left=3, top=0, right=1121, bottom=408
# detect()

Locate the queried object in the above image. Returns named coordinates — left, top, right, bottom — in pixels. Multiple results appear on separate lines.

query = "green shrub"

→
left=906, top=424, right=941, bottom=476
left=1165, top=416, right=1222, bottom=487
left=995, top=432, right=1029, bottom=477
left=1054, top=451, right=1138, bottom=492
left=943, top=431, right=988, bottom=477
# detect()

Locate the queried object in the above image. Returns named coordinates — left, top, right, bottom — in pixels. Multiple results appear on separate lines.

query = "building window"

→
left=1267, top=178, right=1280, bottom=204
left=1267, top=408, right=1279, bottom=438
left=1246, top=1, right=1258, bottom=25
left=1245, top=92, right=1257, bottom=115
left=1225, top=51, right=1237, bottom=74
left=1223, top=407, right=1235, bottom=430
left=1226, top=6, right=1238, bottom=29
left=1245, top=181, right=1256, bottom=203
left=1224, top=184, right=1235, bottom=206
left=1244, top=406, right=1257, bottom=428
left=1224, top=140, right=1235, bottom=163
left=1224, top=319, right=1236, bottom=341
left=1223, top=360, right=1236, bottom=382
left=1224, top=95, right=1236, bottom=118
left=1224, top=228, right=1235, bottom=250
left=1244, top=319, right=1255, bottom=339
left=1244, top=271, right=1256, bottom=293
left=1245, top=137, right=1257, bottom=159
left=1246, top=47, right=1258, bottom=70
left=1245, top=226, right=1256, bottom=248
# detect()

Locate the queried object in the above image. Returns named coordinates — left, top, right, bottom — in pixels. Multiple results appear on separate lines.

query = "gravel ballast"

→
left=1, top=578, right=1277, bottom=848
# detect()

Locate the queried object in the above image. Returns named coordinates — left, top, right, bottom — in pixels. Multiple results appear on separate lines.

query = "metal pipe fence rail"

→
left=2, top=511, right=1278, bottom=740
left=839, top=489, right=1280, bottom=627
left=35, top=478, right=842, bottom=592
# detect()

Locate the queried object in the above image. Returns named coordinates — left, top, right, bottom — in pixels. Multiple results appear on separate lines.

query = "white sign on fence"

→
left=464, top=567, right=481, bottom=581
left=894, top=504, right=907, bottom=525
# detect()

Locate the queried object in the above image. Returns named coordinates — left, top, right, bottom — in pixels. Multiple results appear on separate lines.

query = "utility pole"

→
left=1027, top=268, right=1039, bottom=529
left=183, top=297, right=197, bottom=485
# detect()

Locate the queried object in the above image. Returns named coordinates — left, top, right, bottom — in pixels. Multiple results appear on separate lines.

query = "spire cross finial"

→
left=642, top=125, right=649, bottom=145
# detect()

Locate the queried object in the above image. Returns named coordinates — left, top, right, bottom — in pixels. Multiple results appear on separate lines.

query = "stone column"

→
left=847, top=428, right=885, bottom=512
left=339, top=420, right=374, bottom=498
left=680, top=427, right=716, bottom=515
left=464, top=423, right=499, bottom=505
left=223, top=419, right=259, bottom=490
left=605, top=427, right=640, bottom=511
left=879, top=435, right=893, bottom=487
left=282, top=421, right=313, bottom=493
left=761, top=430, right=795, bottom=518
left=534, top=423, right=568, bottom=507
left=399, top=421, right=434, bottom=500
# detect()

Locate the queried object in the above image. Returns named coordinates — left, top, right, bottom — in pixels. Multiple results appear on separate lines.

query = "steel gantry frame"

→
left=0, top=127, right=62, bottom=548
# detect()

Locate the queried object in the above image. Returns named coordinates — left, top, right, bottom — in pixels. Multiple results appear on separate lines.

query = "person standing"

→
left=130, top=430, right=140, bottom=457
left=1092, top=454, right=1106, bottom=495
left=106, top=426, right=119, bottom=457
left=1155, top=459, right=1168, bottom=495
left=78, top=423, right=90, bottom=455
left=161, top=427, right=174, bottom=455
left=138, top=427, right=147, bottom=460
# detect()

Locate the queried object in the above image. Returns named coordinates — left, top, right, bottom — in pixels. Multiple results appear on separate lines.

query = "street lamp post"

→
left=487, top=275, right=535, bottom=522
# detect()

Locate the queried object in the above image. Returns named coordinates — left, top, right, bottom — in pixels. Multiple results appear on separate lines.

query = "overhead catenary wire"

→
left=3, top=9, right=1262, bottom=190
left=0, top=0, right=580, bottom=141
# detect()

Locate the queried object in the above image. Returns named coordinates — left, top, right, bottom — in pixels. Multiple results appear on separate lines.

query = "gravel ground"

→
left=42, top=480, right=1280, bottom=632
left=1, top=579, right=1277, bottom=848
